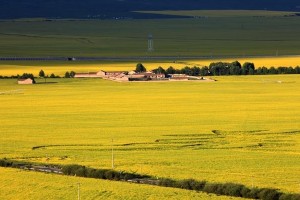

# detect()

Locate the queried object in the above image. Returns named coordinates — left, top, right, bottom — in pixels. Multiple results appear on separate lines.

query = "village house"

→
left=168, top=74, right=189, bottom=81
left=98, top=70, right=127, bottom=77
left=74, top=72, right=102, bottom=78
left=73, top=69, right=213, bottom=82
left=74, top=70, right=128, bottom=78
left=17, top=78, right=34, bottom=84
left=138, top=72, right=165, bottom=79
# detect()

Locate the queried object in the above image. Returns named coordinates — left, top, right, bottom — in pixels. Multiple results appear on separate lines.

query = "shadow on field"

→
left=35, top=82, right=58, bottom=84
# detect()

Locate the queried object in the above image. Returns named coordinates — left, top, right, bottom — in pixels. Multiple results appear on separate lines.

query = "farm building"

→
left=169, top=74, right=189, bottom=81
left=138, top=72, right=165, bottom=79
left=98, top=70, right=127, bottom=77
left=74, top=70, right=128, bottom=79
left=17, top=78, right=34, bottom=84
left=74, top=72, right=102, bottom=78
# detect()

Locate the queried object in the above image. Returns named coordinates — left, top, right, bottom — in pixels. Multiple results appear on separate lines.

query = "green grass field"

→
left=1, top=11, right=300, bottom=57
left=137, top=10, right=299, bottom=18
left=1, top=75, right=299, bottom=199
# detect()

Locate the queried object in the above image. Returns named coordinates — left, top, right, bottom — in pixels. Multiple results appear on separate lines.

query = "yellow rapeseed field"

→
left=0, top=56, right=299, bottom=76
left=0, top=168, right=243, bottom=200
left=0, top=75, right=299, bottom=200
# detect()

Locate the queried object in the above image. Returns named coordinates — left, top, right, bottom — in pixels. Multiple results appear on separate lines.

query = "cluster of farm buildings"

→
left=74, top=70, right=207, bottom=82
left=17, top=70, right=211, bottom=84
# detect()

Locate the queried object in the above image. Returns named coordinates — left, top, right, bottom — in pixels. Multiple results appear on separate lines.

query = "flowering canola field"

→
left=0, top=75, right=299, bottom=199
left=0, top=55, right=299, bottom=77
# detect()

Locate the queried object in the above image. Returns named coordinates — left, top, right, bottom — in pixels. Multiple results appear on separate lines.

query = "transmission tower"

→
left=148, top=34, right=154, bottom=52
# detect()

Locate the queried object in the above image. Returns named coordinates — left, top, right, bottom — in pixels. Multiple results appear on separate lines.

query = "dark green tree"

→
left=39, top=70, right=45, bottom=77
left=295, top=66, right=300, bottom=74
left=135, top=63, right=147, bottom=73
left=70, top=71, right=76, bottom=78
left=269, top=67, right=278, bottom=74
left=209, top=62, right=230, bottom=76
left=39, top=69, right=47, bottom=82
left=229, top=61, right=241, bottom=75
left=152, top=66, right=166, bottom=74
left=166, top=66, right=176, bottom=74
left=200, top=66, right=209, bottom=76
left=65, top=71, right=70, bottom=78
left=50, top=73, right=56, bottom=78
left=242, top=62, right=255, bottom=75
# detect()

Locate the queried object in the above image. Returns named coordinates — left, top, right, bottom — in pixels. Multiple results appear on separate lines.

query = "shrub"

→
left=221, top=183, right=244, bottom=197
left=104, top=170, right=118, bottom=180
left=158, top=178, right=177, bottom=187
left=176, top=179, right=195, bottom=190
left=240, top=187, right=252, bottom=198
left=279, top=194, right=300, bottom=200
left=246, top=188, right=262, bottom=199
left=122, top=172, right=137, bottom=180
left=62, top=164, right=85, bottom=176
left=258, top=188, right=283, bottom=200
left=192, top=180, right=207, bottom=191
left=93, top=169, right=106, bottom=179
left=175, top=179, right=206, bottom=190
left=74, top=166, right=87, bottom=177
left=0, top=159, right=12, bottom=167
left=182, top=179, right=206, bottom=191
left=203, top=183, right=223, bottom=194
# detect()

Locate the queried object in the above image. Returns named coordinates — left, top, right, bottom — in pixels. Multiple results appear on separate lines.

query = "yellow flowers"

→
left=0, top=56, right=299, bottom=77
left=0, top=75, right=299, bottom=197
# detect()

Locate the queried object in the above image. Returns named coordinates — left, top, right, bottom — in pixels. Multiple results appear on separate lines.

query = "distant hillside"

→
left=0, top=0, right=299, bottom=19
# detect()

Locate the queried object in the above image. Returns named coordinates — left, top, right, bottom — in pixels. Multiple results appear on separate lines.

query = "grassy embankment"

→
left=0, top=75, right=299, bottom=199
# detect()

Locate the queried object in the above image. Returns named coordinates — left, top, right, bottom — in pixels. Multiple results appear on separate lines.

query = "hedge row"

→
left=0, top=158, right=32, bottom=168
left=61, top=164, right=300, bottom=200
left=1, top=159, right=299, bottom=200
left=157, top=178, right=300, bottom=200
left=61, top=164, right=150, bottom=181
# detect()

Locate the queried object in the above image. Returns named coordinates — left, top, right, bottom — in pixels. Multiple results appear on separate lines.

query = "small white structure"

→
left=18, top=78, right=34, bottom=85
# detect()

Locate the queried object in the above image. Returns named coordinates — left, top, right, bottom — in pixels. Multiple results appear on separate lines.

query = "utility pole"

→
left=112, top=139, right=114, bottom=169
left=77, top=183, right=80, bottom=200
left=148, top=34, right=154, bottom=52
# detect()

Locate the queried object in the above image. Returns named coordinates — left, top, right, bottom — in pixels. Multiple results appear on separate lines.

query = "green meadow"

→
left=1, top=11, right=300, bottom=57
left=0, top=75, right=299, bottom=199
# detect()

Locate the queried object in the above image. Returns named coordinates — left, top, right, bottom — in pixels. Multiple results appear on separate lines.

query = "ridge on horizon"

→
left=0, top=0, right=299, bottom=19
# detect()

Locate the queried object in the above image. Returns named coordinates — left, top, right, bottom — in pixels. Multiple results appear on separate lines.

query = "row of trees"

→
left=0, top=70, right=76, bottom=79
left=39, top=70, right=76, bottom=78
left=149, top=62, right=300, bottom=76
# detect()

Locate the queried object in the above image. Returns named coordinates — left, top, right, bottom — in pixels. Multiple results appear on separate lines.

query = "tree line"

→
left=0, top=70, right=76, bottom=79
left=150, top=61, right=300, bottom=76
left=1, top=63, right=300, bottom=80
